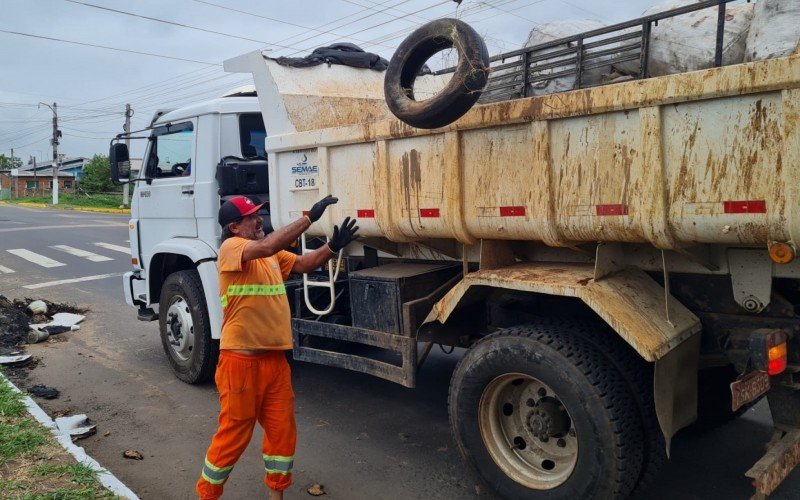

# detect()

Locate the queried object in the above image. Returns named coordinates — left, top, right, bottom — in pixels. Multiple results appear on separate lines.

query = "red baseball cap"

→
left=218, top=196, right=266, bottom=226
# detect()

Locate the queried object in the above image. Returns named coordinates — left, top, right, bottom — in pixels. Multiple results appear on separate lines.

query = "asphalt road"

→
left=1, top=203, right=798, bottom=499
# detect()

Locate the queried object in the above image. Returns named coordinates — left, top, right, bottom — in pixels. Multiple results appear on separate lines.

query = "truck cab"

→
left=118, top=90, right=267, bottom=381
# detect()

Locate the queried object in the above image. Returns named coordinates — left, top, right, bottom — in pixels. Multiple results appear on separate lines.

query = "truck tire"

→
left=449, top=324, right=645, bottom=499
left=548, top=318, right=666, bottom=495
left=159, top=270, right=218, bottom=384
left=384, top=18, right=490, bottom=129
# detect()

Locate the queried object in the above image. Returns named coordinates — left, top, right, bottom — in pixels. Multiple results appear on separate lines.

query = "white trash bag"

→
left=615, top=0, right=753, bottom=77
left=745, top=0, right=800, bottom=62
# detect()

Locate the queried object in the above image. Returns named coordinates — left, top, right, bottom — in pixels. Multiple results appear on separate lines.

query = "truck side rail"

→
left=435, top=0, right=740, bottom=103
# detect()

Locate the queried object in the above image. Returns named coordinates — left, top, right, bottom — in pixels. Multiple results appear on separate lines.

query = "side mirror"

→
left=109, top=142, right=131, bottom=185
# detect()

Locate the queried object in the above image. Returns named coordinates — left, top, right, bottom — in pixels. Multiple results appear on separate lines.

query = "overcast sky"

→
left=1, top=0, right=664, bottom=162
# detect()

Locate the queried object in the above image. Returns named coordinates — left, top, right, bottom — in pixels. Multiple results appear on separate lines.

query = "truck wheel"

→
left=159, top=270, right=218, bottom=384
left=552, top=318, right=666, bottom=495
left=449, top=324, right=644, bottom=499
left=384, top=18, right=489, bottom=129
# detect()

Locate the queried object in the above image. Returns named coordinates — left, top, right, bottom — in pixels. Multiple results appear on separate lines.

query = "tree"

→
left=0, top=154, right=22, bottom=169
left=80, top=154, right=118, bottom=193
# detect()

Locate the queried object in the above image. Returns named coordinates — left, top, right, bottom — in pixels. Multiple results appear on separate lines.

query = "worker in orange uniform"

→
left=197, top=194, right=358, bottom=500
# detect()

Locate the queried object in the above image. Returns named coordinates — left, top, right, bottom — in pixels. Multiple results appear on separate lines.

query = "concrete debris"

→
left=307, top=483, right=326, bottom=496
left=55, top=414, right=97, bottom=440
left=29, top=312, right=85, bottom=342
left=0, top=353, right=32, bottom=365
left=27, top=300, right=48, bottom=315
left=27, top=329, right=50, bottom=344
left=27, top=384, right=60, bottom=399
left=123, top=450, right=144, bottom=460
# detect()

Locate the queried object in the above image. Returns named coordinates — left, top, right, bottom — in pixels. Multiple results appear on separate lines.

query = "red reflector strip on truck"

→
left=723, top=200, right=766, bottom=214
left=499, top=206, right=526, bottom=217
left=357, top=209, right=375, bottom=218
left=595, top=204, right=628, bottom=216
left=420, top=208, right=440, bottom=218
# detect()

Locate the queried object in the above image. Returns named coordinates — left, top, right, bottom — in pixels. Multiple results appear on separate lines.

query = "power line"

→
left=188, top=0, right=396, bottom=50
left=62, top=0, right=295, bottom=50
left=0, top=28, right=220, bottom=66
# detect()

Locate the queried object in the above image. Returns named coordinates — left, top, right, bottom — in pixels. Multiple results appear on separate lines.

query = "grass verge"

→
left=3, top=194, right=123, bottom=210
left=0, top=376, right=116, bottom=499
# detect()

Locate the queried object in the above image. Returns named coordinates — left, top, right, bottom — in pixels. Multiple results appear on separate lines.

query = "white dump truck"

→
left=110, top=1, right=800, bottom=497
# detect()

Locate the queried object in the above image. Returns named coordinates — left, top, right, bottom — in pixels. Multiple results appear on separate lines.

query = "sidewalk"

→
left=0, top=373, right=139, bottom=499
left=0, top=200, right=130, bottom=214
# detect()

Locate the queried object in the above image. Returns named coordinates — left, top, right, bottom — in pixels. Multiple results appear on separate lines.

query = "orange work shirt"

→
left=218, top=236, right=298, bottom=350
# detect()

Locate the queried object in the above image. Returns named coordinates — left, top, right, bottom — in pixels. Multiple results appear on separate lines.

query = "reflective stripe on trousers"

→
left=263, top=454, right=294, bottom=475
left=201, top=457, right=233, bottom=485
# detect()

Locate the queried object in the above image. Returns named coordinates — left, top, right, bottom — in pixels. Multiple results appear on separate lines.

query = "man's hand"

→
left=307, top=195, right=338, bottom=223
left=328, top=217, right=359, bottom=253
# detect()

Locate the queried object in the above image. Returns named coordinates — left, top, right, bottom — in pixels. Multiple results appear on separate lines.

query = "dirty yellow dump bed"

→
left=226, top=50, right=800, bottom=251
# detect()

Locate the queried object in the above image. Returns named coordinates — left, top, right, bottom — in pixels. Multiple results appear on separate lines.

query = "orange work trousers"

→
left=196, top=350, right=296, bottom=499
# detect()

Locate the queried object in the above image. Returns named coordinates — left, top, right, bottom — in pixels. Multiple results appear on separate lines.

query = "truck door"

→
left=137, top=120, right=197, bottom=268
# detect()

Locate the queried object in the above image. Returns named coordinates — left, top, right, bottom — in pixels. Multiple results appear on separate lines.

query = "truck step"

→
left=137, top=307, right=158, bottom=322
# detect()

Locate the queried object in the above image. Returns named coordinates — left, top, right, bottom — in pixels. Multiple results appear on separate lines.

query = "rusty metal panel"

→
left=550, top=110, right=646, bottom=243
left=260, top=54, right=800, bottom=250
left=663, top=93, right=789, bottom=244
left=746, top=429, right=800, bottom=497
left=424, top=262, right=701, bottom=362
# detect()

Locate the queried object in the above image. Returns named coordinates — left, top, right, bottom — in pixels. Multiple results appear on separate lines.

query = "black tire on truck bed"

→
left=448, top=324, right=645, bottom=499
left=159, top=270, right=218, bottom=384
left=384, top=18, right=490, bottom=129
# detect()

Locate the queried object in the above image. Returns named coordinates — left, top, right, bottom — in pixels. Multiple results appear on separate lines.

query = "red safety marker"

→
left=595, top=204, right=628, bottom=216
left=723, top=200, right=766, bottom=214
left=357, top=209, right=375, bottom=218
left=419, top=208, right=440, bottom=218
left=499, top=206, right=526, bottom=217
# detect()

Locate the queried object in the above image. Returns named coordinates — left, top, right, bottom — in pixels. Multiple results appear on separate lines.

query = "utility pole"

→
left=31, top=156, right=37, bottom=196
left=10, top=148, right=15, bottom=199
left=39, top=102, right=60, bottom=205
left=122, top=103, right=132, bottom=207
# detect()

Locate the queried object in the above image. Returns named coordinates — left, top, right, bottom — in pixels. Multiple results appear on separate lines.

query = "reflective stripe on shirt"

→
left=220, top=284, right=286, bottom=308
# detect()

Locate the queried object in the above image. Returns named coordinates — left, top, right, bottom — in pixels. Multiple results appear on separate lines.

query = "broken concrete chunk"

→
left=28, top=329, right=50, bottom=344
left=0, top=353, right=32, bottom=365
left=50, top=313, right=85, bottom=327
left=55, top=414, right=97, bottom=439
left=27, top=300, right=47, bottom=315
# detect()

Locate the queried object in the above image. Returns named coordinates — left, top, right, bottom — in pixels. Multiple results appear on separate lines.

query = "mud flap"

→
left=654, top=332, right=701, bottom=456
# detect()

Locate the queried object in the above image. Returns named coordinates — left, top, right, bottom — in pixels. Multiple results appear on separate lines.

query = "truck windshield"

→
left=239, top=113, right=266, bottom=158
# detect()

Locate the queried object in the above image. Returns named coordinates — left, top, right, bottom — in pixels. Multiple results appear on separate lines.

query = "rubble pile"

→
left=0, top=295, right=86, bottom=354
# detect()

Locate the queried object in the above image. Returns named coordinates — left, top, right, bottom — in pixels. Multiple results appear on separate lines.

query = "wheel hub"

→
left=528, top=399, right=570, bottom=441
left=479, top=374, right=579, bottom=490
left=165, top=297, right=194, bottom=361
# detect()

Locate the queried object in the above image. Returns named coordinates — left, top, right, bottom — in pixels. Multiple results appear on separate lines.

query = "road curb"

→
left=0, top=373, right=140, bottom=500
left=0, top=201, right=130, bottom=214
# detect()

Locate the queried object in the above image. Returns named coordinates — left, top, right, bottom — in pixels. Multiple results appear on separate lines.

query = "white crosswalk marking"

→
left=51, top=245, right=113, bottom=262
left=0, top=264, right=14, bottom=274
left=94, top=242, right=130, bottom=254
left=7, top=249, right=66, bottom=268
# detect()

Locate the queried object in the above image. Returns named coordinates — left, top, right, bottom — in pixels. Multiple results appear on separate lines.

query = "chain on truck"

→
left=109, top=2, right=800, bottom=498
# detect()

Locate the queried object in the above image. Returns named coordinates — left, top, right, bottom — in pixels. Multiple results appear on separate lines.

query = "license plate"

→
left=730, top=370, right=771, bottom=412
